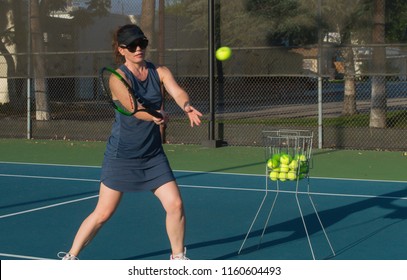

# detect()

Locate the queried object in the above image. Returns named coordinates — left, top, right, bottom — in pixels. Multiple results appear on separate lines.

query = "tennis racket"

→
left=99, top=66, right=163, bottom=118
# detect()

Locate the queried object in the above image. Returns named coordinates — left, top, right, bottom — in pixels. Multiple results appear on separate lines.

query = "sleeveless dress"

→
left=100, top=62, right=175, bottom=192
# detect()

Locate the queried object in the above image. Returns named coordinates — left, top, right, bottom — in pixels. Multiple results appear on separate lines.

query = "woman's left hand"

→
left=184, top=104, right=202, bottom=127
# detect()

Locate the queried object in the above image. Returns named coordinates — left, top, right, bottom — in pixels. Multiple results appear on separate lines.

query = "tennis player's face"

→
left=120, top=39, right=147, bottom=63
left=122, top=47, right=145, bottom=63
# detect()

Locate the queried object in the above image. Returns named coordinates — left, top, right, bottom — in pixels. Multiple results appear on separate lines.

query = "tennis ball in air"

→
left=269, top=171, right=279, bottom=181
left=280, top=154, right=292, bottom=165
left=215, top=46, right=232, bottom=61
left=287, top=171, right=297, bottom=181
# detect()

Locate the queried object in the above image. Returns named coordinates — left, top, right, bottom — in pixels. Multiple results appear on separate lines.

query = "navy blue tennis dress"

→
left=100, top=62, right=175, bottom=192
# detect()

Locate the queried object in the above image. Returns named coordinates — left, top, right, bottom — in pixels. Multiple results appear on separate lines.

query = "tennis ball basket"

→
left=263, top=129, right=313, bottom=184
left=238, top=129, right=335, bottom=259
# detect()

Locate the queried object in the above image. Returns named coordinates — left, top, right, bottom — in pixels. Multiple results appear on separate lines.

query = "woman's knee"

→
left=154, top=181, right=184, bottom=215
left=91, top=209, right=114, bottom=225
left=166, top=196, right=184, bottom=215
left=93, top=183, right=122, bottom=224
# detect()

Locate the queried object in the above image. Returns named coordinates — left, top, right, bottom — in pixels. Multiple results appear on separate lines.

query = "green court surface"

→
left=0, top=138, right=406, bottom=181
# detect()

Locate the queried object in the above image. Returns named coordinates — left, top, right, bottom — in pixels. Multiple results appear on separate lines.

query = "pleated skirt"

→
left=100, top=153, right=175, bottom=192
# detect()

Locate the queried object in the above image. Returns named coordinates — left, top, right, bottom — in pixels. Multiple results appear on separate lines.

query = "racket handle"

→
left=152, top=111, right=163, bottom=119
left=139, top=109, right=163, bottom=119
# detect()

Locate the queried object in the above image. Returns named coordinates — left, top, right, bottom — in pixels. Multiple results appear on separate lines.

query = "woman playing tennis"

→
left=58, top=24, right=202, bottom=260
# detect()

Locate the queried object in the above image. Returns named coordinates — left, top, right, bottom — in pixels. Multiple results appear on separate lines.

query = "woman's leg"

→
left=153, top=181, right=186, bottom=256
left=67, top=183, right=123, bottom=257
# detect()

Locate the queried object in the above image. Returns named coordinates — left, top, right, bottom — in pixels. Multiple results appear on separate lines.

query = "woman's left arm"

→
left=158, top=66, right=202, bottom=127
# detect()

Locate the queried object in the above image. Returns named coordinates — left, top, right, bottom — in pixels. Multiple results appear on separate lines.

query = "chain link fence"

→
left=0, top=0, right=406, bottom=150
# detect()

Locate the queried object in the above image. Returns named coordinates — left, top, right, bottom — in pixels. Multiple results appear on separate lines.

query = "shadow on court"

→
left=122, top=187, right=407, bottom=260
left=0, top=160, right=406, bottom=260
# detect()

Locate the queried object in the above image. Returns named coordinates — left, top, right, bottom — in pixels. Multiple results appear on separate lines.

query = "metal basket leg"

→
left=238, top=129, right=335, bottom=259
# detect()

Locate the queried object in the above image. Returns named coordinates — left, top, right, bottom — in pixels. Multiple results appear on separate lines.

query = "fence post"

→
left=27, top=0, right=32, bottom=139
left=202, top=0, right=222, bottom=148
left=317, top=0, right=323, bottom=149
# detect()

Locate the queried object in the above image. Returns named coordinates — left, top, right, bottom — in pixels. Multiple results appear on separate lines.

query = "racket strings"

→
left=101, top=70, right=136, bottom=115
left=100, top=67, right=162, bottom=118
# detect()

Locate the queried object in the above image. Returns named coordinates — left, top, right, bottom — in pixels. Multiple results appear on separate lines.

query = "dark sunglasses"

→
left=120, top=39, right=149, bottom=52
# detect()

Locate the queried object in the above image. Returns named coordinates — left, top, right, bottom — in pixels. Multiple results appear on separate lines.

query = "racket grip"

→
left=139, top=109, right=163, bottom=119
left=152, top=111, right=163, bottom=119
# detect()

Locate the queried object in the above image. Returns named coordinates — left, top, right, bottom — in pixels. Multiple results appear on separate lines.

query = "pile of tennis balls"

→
left=267, top=153, right=309, bottom=182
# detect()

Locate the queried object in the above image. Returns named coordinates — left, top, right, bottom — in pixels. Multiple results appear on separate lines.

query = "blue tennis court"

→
left=1, top=161, right=406, bottom=260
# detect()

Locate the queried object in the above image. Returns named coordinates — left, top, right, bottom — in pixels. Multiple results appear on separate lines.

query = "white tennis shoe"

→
left=170, top=248, right=189, bottom=260
left=57, top=252, right=79, bottom=260
left=58, top=250, right=188, bottom=260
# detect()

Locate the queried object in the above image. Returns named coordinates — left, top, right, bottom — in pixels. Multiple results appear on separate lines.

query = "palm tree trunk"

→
left=342, top=41, right=357, bottom=115
left=0, top=0, right=16, bottom=105
left=0, top=42, right=14, bottom=105
left=369, top=0, right=386, bottom=128
left=30, top=0, right=49, bottom=121
left=141, top=0, right=155, bottom=61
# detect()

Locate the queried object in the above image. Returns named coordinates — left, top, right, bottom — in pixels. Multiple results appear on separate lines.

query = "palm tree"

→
left=369, top=0, right=386, bottom=128
left=323, top=0, right=364, bottom=116
left=29, top=0, right=110, bottom=121
left=141, top=0, right=156, bottom=61
left=0, top=0, right=16, bottom=105
left=30, top=0, right=49, bottom=121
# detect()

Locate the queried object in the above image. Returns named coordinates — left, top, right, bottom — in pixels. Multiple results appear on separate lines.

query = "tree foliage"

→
left=166, top=0, right=271, bottom=47
left=385, top=0, right=407, bottom=42
left=246, top=0, right=319, bottom=46
left=69, top=0, right=111, bottom=26
left=84, top=0, right=111, bottom=16
left=246, top=0, right=407, bottom=45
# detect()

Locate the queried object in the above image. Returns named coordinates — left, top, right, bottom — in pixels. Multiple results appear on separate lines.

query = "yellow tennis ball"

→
left=267, top=158, right=279, bottom=169
left=280, top=154, right=292, bottom=165
left=287, top=171, right=297, bottom=181
left=269, top=171, right=279, bottom=181
left=216, top=46, right=232, bottom=61
left=299, top=154, right=307, bottom=162
left=272, top=153, right=281, bottom=161
left=288, top=160, right=298, bottom=170
left=278, top=172, right=287, bottom=181
left=279, top=164, right=289, bottom=173
left=267, top=159, right=273, bottom=169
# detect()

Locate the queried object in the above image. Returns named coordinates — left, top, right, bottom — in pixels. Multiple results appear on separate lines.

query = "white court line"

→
left=1, top=181, right=405, bottom=221
left=179, top=185, right=407, bottom=200
left=0, top=253, right=53, bottom=260
left=0, top=195, right=99, bottom=219
left=1, top=170, right=406, bottom=219
left=1, top=173, right=407, bottom=200
left=176, top=170, right=407, bottom=184
left=1, top=162, right=405, bottom=261
left=1, top=160, right=406, bottom=184
left=0, top=173, right=99, bottom=182
left=0, top=161, right=100, bottom=168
